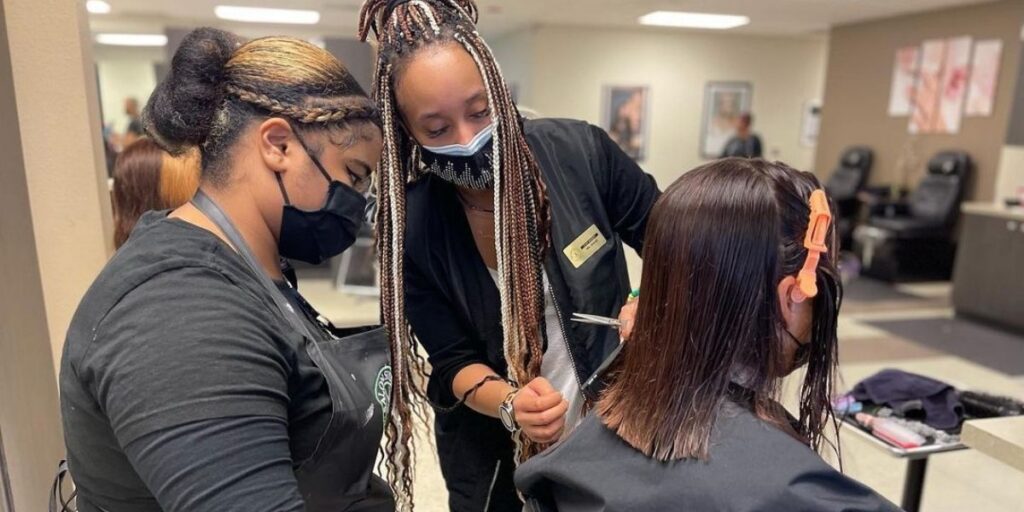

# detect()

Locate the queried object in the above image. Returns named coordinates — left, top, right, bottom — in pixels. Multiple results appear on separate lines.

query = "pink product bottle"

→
left=855, top=413, right=927, bottom=449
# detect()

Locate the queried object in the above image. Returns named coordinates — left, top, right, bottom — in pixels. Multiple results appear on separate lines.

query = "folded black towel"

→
left=852, top=369, right=963, bottom=430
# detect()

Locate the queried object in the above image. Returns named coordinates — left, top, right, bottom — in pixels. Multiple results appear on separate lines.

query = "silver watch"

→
left=499, top=390, right=519, bottom=432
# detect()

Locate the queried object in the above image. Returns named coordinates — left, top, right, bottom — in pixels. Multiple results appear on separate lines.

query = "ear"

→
left=777, top=275, right=800, bottom=330
left=258, top=118, right=296, bottom=175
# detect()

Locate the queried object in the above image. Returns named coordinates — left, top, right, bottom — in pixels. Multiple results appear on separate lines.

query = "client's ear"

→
left=777, top=276, right=800, bottom=330
left=778, top=275, right=814, bottom=342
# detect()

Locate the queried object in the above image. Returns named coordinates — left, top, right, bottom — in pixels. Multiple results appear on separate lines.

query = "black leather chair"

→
left=854, top=151, right=972, bottom=281
left=825, top=147, right=873, bottom=249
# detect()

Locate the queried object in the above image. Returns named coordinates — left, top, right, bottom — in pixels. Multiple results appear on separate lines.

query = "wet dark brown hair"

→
left=598, top=158, right=843, bottom=462
left=358, top=0, right=550, bottom=465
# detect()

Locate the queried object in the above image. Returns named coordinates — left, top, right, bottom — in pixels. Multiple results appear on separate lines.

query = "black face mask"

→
left=277, top=138, right=367, bottom=265
left=785, top=328, right=812, bottom=369
left=420, top=137, right=496, bottom=190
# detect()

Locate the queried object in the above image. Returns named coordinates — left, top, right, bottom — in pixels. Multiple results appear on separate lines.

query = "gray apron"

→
left=191, top=191, right=394, bottom=511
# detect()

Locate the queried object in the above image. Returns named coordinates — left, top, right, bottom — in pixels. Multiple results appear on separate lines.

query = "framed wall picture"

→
left=700, top=81, right=752, bottom=159
left=909, top=39, right=947, bottom=134
left=936, top=36, right=973, bottom=134
left=888, top=46, right=921, bottom=116
left=601, top=85, right=649, bottom=161
left=800, top=100, right=822, bottom=148
left=965, top=39, right=1003, bottom=117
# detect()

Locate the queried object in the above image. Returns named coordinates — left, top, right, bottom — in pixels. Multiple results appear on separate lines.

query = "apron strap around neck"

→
left=191, top=189, right=318, bottom=341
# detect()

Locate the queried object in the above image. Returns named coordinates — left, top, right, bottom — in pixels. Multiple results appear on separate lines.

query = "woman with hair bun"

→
left=60, top=28, right=413, bottom=511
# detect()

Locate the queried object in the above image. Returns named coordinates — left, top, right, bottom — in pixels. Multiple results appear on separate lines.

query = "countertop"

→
left=962, top=416, right=1024, bottom=473
left=961, top=202, right=1024, bottom=221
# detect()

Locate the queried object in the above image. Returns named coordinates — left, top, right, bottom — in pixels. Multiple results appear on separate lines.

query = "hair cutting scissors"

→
left=570, top=313, right=622, bottom=328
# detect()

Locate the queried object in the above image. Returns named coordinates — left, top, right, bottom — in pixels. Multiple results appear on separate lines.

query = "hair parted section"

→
left=358, top=0, right=552, bottom=470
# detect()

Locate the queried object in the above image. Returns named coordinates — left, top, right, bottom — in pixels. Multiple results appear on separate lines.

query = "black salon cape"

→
left=515, top=401, right=901, bottom=512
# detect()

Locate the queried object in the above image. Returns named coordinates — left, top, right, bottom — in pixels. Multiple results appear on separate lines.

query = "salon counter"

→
left=951, top=203, right=1024, bottom=333
left=962, top=417, right=1024, bottom=473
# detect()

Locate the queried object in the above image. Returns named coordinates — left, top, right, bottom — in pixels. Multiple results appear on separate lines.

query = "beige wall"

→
left=496, top=26, right=829, bottom=184
left=5, top=0, right=114, bottom=372
left=814, top=0, right=1024, bottom=201
left=491, top=28, right=536, bottom=109
left=491, top=26, right=829, bottom=284
left=2, top=0, right=112, bottom=506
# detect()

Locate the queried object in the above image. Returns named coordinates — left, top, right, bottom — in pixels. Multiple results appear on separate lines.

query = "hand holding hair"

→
left=514, top=377, right=569, bottom=444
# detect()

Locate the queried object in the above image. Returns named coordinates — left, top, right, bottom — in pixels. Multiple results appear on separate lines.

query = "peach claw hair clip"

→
left=792, top=189, right=832, bottom=303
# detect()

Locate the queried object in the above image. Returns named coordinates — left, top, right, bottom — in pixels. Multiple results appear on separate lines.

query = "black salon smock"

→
left=59, top=212, right=392, bottom=511
left=516, top=401, right=901, bottom=512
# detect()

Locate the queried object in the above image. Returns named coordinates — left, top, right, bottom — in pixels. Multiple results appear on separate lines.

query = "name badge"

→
left=563, top=225, right=607, bottom=268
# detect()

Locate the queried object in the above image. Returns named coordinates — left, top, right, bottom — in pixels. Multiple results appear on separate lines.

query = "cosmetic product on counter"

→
left=855, top=412, right=927, bottom=449
left=833, top=394, right=863, bottom=415
left=876, top=409, right=960, bottom=445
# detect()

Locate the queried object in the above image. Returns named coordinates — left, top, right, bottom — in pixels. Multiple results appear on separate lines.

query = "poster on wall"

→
left=800, top=100, right=822, bottom=148
left=909, top=39, right=947, bottom=134
left=602, top=85, right=649, bottom=161
left=936, top=36, right=973, bottom=134
left=965, top=39, right=1003, bottom=116
left=888, top=46, right=921, bottom=116
left=700, top=81, right=752, bottom=158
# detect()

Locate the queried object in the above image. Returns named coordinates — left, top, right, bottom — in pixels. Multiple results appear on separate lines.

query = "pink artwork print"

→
left=936, top=36, right=972, bottom=133
left=910, top=40, right=947, bottom=134
left=965, top=40, right=1003, bottom=116
left=889, top=46, right=920, bottom=116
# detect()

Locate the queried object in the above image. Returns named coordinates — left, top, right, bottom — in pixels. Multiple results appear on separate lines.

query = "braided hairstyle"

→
left=142, top=27, right=421, bottom=506
left=358, top=0, right=551, bottom=465
left=143, top=28, right=381, bottom=182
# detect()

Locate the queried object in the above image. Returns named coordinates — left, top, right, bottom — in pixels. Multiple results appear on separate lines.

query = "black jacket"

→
left=403, top=118, right=660, bottom=510
left=516, top=402, right=901, bottom=512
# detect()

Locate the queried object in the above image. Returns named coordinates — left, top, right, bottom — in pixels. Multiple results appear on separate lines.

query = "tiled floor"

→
left=299, top=272, right=1024, bottom=511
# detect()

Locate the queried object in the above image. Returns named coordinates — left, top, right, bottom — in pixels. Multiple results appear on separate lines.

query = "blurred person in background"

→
left=123, top=97, right=145, bottom=146
left=720, top=112, right=763, bottom=158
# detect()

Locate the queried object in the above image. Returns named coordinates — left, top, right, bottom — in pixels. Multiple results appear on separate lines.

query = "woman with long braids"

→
left=357, top=0, right=660, bottom=509
left=60, top=28, right=416, bottom=511
left=516, top=159, right=899, bottom=511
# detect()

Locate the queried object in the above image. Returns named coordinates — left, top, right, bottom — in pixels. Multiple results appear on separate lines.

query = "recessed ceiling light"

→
left=95, top=33, right=168, bottom=47
left=86, top=0, right=112, bottom=14
left=639, top=11, right=750, bottom=30
left=214, top=6, right=321, bottom=25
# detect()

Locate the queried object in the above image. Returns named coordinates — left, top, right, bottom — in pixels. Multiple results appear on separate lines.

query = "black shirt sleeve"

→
left=123, top=417, right=305, bottom=512
left=79, top=265, right=305, bottom=509
left=589, top=124, right=660, bottom=254
left=404, top=256, right=490, bottom=406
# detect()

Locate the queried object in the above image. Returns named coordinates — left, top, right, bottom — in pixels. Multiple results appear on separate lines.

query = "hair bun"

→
left=142, top=27, right=243, bottom=154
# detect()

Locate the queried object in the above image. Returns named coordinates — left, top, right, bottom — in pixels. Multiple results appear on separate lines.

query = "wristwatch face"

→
left=499, top=403, right=516, bottom=432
